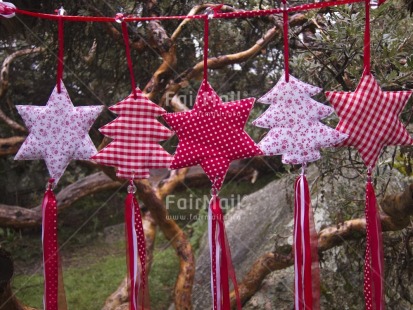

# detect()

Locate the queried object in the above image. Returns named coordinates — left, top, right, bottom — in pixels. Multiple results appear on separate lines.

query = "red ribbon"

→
left=293, top=174, right=320, bottom=310
left=42, top=179, right=67, bottom=310
left=14, top=0, right=367, bottom=22
left=364, top=174, right=385, bottom=310
left=120, top=19, right=138, bottom=98
left=57, top=11, right=64, bottom=93
left=363, top=0, right=371, bottom=75
left=209, top=196, right=241, bottom=310
left=282, top=0, right=289, bottom=82
left=125, top=180, right=148, bottom=310
left=203, top=16, right=209, bottom=82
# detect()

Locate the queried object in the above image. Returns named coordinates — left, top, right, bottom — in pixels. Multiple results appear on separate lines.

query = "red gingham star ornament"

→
left=253, top=73, right=347, bottom=164
left=91, top=89, right=173, bottom=179
left=162, top=80, right=263, bottom=191
left=326, top=73, right=413, bottom=168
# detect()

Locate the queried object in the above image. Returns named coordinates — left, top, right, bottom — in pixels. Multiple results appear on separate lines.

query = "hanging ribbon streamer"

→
left=293, top=168, right=320, bottom=310
left=125, top=179, right=148, bottom=310
left=42, top=179, right=67, bottom=310
left=282, top=0, right=289, bottom=82
left=56, top=7, right=65, bottom=93
left=364, top=170, right=385, bottom=310
left=208, top=194, right=241, bottom=310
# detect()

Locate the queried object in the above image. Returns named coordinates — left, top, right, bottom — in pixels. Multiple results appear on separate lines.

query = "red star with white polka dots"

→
left=163, top=80, right=263, bottom=190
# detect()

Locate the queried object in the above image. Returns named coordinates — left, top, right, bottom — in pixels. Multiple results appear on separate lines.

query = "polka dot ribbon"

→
left=125, top=180, right=148, bottom=310
left=364, top=173, right=385, bottom=310
left=41, top=179, right=67, bottom=310
left=293, top=173, right=320, bottom=310
left=208, top=196, right=241, bottom=310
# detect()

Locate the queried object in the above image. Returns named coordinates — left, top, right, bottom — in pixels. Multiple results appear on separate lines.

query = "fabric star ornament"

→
left=15, top=82, right=103, bottom=184
left=326, top=73, right=413, bottom=168
left=253, top=73, right=347, bottom=164
left=91, top=89, right=173, bottom=179
left=162, top=79, right=263, bottom=191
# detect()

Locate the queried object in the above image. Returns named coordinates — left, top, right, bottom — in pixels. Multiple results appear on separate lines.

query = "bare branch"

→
left=0, top=47, right=44, bottom=100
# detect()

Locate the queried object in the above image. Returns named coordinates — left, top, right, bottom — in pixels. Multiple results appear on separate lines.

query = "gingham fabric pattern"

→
left=91, top=90, right=173, bottom=179
left=253, top=73, right=347, bottom=164
left=326, top=74, right=413, bottom=168
left=15, top=82, right=103, bottom=184
left=163, top=80, right=263, bottom=191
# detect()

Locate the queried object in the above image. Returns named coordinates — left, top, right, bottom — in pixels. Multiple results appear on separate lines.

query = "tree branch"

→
left=0, top=136, right=25, bottom=157
left=0, top=47, right=44, bottom=100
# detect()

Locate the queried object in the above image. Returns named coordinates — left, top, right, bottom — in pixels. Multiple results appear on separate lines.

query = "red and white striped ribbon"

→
left=293, top=173, right=320, bottom=310
left=208, top=195, right=241, bottom=310
left=125, top=180, right=148, bottom=310
left=364, top=174, right=385, bottom=310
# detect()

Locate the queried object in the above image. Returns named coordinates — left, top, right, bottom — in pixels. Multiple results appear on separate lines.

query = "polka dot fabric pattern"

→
left=253, top=73, right=347, bottom=164
left=91, top=90, right=173, bottom=179
left=326, top=73, right=413, bottom=168
left=162, top=80, right=263, bottom=191
left=14, top=82, right=103, bottom=184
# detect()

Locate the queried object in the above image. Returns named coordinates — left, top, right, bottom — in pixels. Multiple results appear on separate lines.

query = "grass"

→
left=10, top=174, right=278, bottom=309
left=13, top=235, right=179, bottom=310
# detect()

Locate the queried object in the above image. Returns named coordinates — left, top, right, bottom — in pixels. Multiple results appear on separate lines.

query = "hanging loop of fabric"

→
left=203, top=13, right=210, bottom=82
left=282, top=0, right=290, bottom=82
left=118, top=14, right=138, bottom=98
left=363, top=0, right=371, bottom=74
left=56, top=7, right=65, bottom=93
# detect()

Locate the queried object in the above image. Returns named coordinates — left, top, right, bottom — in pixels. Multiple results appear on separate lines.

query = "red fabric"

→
left=282, top=0, right=289, bottom=82
left=91, top=90, right=173, bottom=179
left=0, top=2, right=16, bottom=18
left=57, top=16, right=64, bottom=93
left=364, top=0, right=370, bottom=73
left=203, top=17, right=209, bottom=81
left=121, top=21, right=137, bottom=97
left=326, top=74, right=413, bottom=168
left=14, top=0, right=365, bottom=22
left=125, top=187, right=148, bottom=310
left=42, top=179, right=67, bottom=310
left=163, top=80, right=263, bottom=190
left=364, top=179, right=385, bottom=310
left=294, top=175, right=320, bottom=310
left=209, top=196, right=241, bottom=310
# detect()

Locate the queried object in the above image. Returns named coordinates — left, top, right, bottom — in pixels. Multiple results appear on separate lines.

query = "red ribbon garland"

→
left=14, top=0, right=369, bottom=22
left=125, top=180, right=148, bottom=310
left=364, top=173, right=385, bottom=310
left=293, top=174, right=320, bottom=310
left=42, top=179, right=67, bottom=310
left=209, top=196, right=241, bottom=310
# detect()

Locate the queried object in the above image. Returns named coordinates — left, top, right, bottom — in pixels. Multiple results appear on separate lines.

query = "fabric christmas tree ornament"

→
left=91, top=18, right=173, bottom=310
left=253, top=72, right=348, bottom=164
left=253, top=71, right=346, bottom=310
